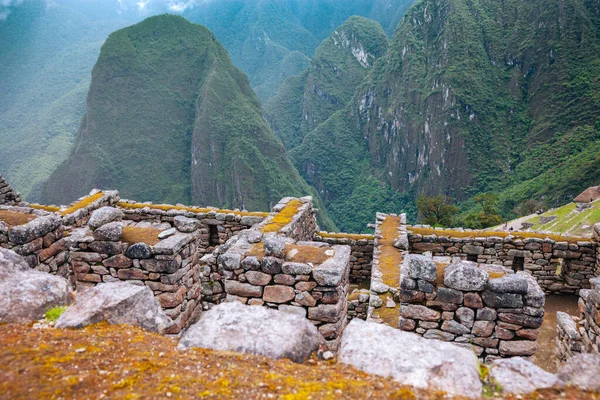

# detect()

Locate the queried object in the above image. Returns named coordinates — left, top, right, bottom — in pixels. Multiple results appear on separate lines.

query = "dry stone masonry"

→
left=3, top=166, right=600, bottom=370
left=399, top=255, right=545, bottom=362
left=407, top=226, right=596, bottom=294
left=0, top=174, right=21, bottom=205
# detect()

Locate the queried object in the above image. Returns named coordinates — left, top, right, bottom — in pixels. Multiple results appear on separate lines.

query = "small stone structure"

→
left=407, top=226, right=596, bottom=294
left=0, top=174, right=21, bottom=205
left=314, top=232, right=374, bottom=283
left=203, top=197, right=351, bottom=350
left=399, top=255, right=545, bottom=362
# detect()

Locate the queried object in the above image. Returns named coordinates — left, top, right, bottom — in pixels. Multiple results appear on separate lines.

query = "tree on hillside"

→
left=514, top=199, right=545, bottom=216
left=464, top=193, right=503, bottom=229
left=416, top=195, right=459, bottom=227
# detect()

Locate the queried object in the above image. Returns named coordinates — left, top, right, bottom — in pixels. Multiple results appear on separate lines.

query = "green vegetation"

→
left=184, top=0, right=415, bottom=102
left=416, top=195, right=459, bottom=227
left=44, top=306, right=67, bottom=322
left=265, top=16, right=389, bottom=149
left=519, top=199, right=600, bottom=237
left=462, top=194, right=504, bottom=229
left=40, top=15, right=335, bottom=230
left=0, top=0, right=127, bottom=201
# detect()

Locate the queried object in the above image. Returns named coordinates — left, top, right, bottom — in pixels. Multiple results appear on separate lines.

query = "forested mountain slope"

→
left=289, top=0, right=600, bottom=231
left=0, top=1, right=127, bottom=200
left=40, top=15, right=335, bottom=230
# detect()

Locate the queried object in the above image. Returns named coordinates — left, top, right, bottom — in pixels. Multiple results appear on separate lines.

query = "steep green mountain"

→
left=265, top=16, right=389, bottom=149
left=184, top=0, right=415, bottom=101
left=0, top=0, right=128, bottom=201
left=40, top=14, right=335, bottom=230
left=263, top=17, right=415, bottom=232
left=291, top=0, right=600, bottom=230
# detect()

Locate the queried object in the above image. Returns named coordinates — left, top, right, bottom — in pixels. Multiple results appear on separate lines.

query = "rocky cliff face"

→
left=41, top=15, right=334, bottom=229
left=265, top=16, right=389, bottom=149
left=357, top=0, right=600, bottom=208
left=288, top=0, right=600, bottom=231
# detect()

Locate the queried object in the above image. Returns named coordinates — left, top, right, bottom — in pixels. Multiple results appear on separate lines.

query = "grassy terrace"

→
left=522, top=200, right=600, bottom=237
left=118, top=202, right=270, bottom=218
left=408, top=226, right=587, bottom=244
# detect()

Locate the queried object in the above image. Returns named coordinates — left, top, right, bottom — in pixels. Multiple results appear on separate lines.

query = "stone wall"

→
left=0, top=206, right=68, bottom=277
left=367, top=213, right=408, bottom=327
left=314, top=232, right=374, bottom=283
left=0, top=174, right=21, bottom=205
left=60, top=190, right=120, bottom=227
left=407, top=227, right=596, bottom=294
left=118, top=200, right=266, bottom=253
left=555, top=278, right=600, bottom=367
left=67, top=210, right=204, bottom=334
left=399, top=255, right=545, bottom=363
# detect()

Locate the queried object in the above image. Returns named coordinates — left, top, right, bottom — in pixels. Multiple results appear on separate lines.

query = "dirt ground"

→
left=0, top=322, right=598, bottom=400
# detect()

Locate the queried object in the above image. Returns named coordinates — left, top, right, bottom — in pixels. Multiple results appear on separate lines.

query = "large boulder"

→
left=178, top=302, right=324, bottom=363
left=338, top=319, right=482, bottom=398
left=0, top=248, right=70, bottom=323
left=444, top=261, right=488, bottom=291
left=557, top=353, right=600, bottom=391
left=489, top=357, right=558, bottom=394
left=88, top=207, right=124, bottom=230
left=55, top=282, right=172, bottom=334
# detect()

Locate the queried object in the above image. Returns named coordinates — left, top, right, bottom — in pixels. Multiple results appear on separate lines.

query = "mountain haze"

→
left=41, top=14, right=334, bottom=230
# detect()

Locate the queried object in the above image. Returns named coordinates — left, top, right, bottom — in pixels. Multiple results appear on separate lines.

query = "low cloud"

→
left=0, top=0, right=24, bottom=20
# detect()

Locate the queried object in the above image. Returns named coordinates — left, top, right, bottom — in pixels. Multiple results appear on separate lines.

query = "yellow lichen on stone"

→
left=378, top=215, right=403, bottom=288
left=29, top=204, right=61, bottom=212
left=261, top=199, right=303, bottom=233
left=117, top=201, right=269, bottom=218
left=59, top=192, right=105, bottom=216
left=121, top=226, right=162, bottom=246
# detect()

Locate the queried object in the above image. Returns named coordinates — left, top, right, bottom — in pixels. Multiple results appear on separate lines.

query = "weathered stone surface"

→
left=557, top=354, right=600, bottom=391
left=308, top=302, right=343, bottom=323
left=174, top=216, right=200, bottom=233
left=406, top=254, right=437, bottom=282
left=140, top=258, right=179, bottom=273
left=0, top=248, right=70, bottom=323
left=463, top=244, right=484, bottom=255
left=88, top=207, right=124, bottom=230
left=245, top=271, right=271, bottom=286
left=8, top=215, right=61, bottom=245
left=436, top=287, right=463, bottom=304
left=482, top=291, right=523, bottom=308
left=224, top=280, right=262, bottom=297
left=489, top=358, right=557, bottom=394
left=472, top=320, right=495, bottom=337
left=241, top=256, right=260, bottom=271
left=487, top=274, right=529, bottom=294
left=339, top=319, right=482, bottom=398
left=158, top=228, right=177, bottom=239
left=498, top=313, right=543, bottom=328
left=295, top=291, right=317, bottom=307
left=88, top=241, right=121, bottom=256
left=476, top=307, right=497, bottom=321
left=282, top=262, right=311, bottom=275
left=456, top=307, right=475, bottom=328
left=312, top=246, right=350, bottom=287
left=56, top=282, right=171, bottom=334
left=103, top=254, right=133, bottom=269
left=444, top=261, right=488, bottom=291
left=261, top=257, right=282, bottom=274
left=464, top=292, right=483, bottom=309
left=93, top=222, right=123, bottom=242
left=263, top=235, right=286, bottom=258
left=400, top=305, right=440, bottom=321
left=263, top=285, right=295, bottom=303
left=179, top=302, right=323, bottom=363
left=125, top=243, right=152, bottom=259
left=441, top=320, right=470, bottom=335
left=499, top=340, right=537, bottom=356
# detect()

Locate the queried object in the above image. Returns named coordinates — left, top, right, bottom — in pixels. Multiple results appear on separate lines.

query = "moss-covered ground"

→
left=1, top=323, right=597, bottom=399
left=59, top=192, right=104, bottom=216
left=0, top=210, right=36, bottom=227
left=121, top=226, right=163, bottom=246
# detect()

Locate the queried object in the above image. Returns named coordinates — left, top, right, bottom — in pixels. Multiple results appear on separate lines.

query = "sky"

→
left=0, top=0, right=209, bottom=20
